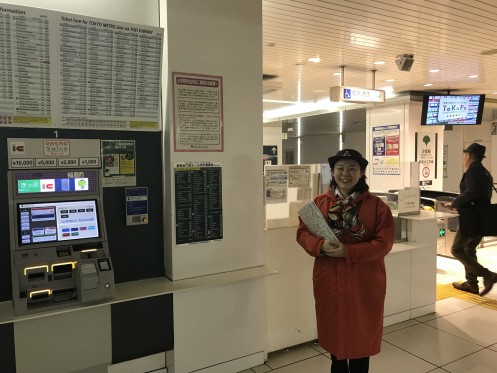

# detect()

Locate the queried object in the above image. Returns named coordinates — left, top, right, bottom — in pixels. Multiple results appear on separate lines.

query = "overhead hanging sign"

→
left=330, top=86, right=385, bottom=103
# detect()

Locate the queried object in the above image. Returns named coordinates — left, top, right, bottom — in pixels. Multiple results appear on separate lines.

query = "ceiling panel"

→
left=263, top=0, right=497, bottom=117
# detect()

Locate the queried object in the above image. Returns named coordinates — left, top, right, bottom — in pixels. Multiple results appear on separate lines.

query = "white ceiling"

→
left=262, top=0, right=497, bottom=121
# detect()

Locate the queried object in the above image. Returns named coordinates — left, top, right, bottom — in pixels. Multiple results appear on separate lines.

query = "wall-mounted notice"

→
left=172, top=72, right=223, bottom=152
left=101, top=140, right=136, bottom=187
left=174, top=162, right=223, bottom=245
left=265, top=165, right=288, bottom=204
left=416, top=132, right=437, bottom=186
left=372, top=124, right=400, bottom=175
left=0, top=3, right=163, bottom=130
left=288, top=165, right=311, bottom=188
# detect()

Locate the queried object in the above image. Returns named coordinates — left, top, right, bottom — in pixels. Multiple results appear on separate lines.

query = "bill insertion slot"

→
left=51, top=262, right=76, bottom=280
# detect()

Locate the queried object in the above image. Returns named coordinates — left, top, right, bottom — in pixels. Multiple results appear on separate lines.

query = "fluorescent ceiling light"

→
left=350, top=33, right=378, bottom=48
left=262, top=99, right=300, bottom=104
left=429, top=69, right=440, bottom=73
left=263, top=100, right=349, bottom=120
left=491, top=91, right=497, bottom=95
left=332, top=72, right=341, bottom=76
left=468, top=75, right=478, bottom=78
left=307, top=57, right=321, bottom=63
left=385, top=79, right=395, bottom=82
left=424, top=83, right=433, bottom=87
left=373, top=61, right=385, bottom=65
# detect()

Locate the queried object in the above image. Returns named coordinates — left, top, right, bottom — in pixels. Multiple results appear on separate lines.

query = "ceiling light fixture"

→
left=385, top=79, right=395, bottom=82
left=307, top=57, right=321, bottom=63
left=429, top=69, right=440, bottom=73
left=424, top=83, right=433, bottom=87
left=491, top=91, right=497, bottom=95
left=468, top=75, right=478, bottom=78
left=373, top=61, right=385, bottom=65
left=332, top=72, right=341, bottom=76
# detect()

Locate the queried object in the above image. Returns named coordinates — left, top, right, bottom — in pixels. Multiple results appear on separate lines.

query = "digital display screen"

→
left=421, top=94, right=485, bottom=125
left=18, top=200, right=100, bottom=245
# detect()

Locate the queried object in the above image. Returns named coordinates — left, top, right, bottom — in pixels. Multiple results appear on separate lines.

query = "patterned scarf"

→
left=328, top=188, right=365, bottom=240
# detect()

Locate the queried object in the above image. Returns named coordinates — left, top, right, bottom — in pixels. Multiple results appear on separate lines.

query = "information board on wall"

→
left=372, top=124, right=400, bottom=175
left=174, top=162, right=223, bottom=245
left=172, top=72, right=223, bottom=151
left=101, top=140, right=136, bottom=187
left=416, top=132, right=437, bottom=186
left=0, top=3, right=163, bottom=130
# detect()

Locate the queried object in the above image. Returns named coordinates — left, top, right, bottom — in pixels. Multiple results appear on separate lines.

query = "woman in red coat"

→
left=297, top=149, right=395, bottom=373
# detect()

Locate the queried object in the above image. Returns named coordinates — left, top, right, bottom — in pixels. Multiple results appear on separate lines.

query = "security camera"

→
left=395, top=54, right=414, bottom=71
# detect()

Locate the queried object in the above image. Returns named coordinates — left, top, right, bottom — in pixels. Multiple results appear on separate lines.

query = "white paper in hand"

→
left=298, top=201, right=339, bottom=241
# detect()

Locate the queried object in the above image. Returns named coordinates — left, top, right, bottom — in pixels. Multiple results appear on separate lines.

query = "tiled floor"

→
left=240, top=247, right=497, bottom=373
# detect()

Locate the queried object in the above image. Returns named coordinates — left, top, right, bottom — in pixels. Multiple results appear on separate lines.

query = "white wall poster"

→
left=172, top=72, right=224, bottom=152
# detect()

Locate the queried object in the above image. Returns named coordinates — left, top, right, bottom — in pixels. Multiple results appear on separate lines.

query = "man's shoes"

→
left=452, top=281, right=479, bottom=294
left=480, top=272, right=497, bottom=296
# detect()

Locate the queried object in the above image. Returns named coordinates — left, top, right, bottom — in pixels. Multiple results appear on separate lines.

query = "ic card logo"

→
left=11, top=142, right=25, bottom=154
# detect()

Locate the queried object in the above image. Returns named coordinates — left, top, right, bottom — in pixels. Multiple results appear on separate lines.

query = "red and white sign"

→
left=40, top=179, right=55, bottom=192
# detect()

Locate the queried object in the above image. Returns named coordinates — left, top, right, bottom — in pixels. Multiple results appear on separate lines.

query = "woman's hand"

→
left=321, top=239, right=345, bottom=257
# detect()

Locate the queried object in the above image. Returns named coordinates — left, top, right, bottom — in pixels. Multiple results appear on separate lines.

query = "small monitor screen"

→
left=18, top=200, right=100, bottom=246
left=421, top=94, right=485, bottom=125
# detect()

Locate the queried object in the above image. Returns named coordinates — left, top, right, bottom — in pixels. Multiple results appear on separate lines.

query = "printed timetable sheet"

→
left=0, top=3, right=163, bottom=130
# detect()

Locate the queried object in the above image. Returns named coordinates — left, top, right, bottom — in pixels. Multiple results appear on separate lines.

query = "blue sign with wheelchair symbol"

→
left=343, top=88, right=352, bottom=99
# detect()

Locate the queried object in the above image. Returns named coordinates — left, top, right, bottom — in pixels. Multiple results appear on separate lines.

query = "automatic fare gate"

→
left=7, top=138, right=115, bottom=315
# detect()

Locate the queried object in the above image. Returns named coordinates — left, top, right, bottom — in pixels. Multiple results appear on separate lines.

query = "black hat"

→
left=328, top=149, right=368, bottom=169
left=463, top=143, right=486, bottom=158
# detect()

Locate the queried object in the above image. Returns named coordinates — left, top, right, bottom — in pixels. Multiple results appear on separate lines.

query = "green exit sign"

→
left=439, top=228, right=446, bottom=237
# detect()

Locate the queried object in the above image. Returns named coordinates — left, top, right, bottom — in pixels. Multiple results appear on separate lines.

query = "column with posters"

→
left=0, top=3, right=163, bottom=130
left=416, top=133, right=437, bottom=186
left=372, top=124, right=400, bottom=175
left=174, top=162, right=223, bottom=245
left=101, top=140, right=136, bottom=187
left=172, top=72, right=223, bottom=152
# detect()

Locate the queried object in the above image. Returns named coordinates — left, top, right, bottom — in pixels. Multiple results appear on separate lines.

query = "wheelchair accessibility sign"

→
left=330, top=86, right=385, bottom=103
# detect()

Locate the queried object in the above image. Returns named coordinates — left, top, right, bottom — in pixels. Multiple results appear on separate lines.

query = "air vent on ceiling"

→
left=481, top=49, right=497, bottom=56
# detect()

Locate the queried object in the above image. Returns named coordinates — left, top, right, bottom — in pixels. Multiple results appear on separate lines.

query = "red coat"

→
left=297, top=189, right=395, bottom=359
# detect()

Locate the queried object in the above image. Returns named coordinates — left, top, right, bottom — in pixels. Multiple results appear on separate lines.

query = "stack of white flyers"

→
left=298, top=201, right=339, bottom=242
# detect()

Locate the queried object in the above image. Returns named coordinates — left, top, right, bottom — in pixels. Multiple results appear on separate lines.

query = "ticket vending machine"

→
left=7, top=138, right=115, bottom=315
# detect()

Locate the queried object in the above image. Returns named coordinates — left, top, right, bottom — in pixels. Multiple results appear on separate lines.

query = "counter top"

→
left=393, top=210, right=458, bottom=220
left=0, top=265, right=277, bottom=325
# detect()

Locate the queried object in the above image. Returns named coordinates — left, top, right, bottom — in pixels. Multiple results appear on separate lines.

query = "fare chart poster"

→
left=0, top=3, right=163, bottom=130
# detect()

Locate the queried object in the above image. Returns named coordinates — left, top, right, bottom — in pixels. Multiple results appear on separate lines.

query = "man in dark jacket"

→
left=449, top=143, right=497, bottom=296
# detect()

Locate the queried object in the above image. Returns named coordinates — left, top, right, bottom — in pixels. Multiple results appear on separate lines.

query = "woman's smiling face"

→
left=332, top=159, right=364, bottom=196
